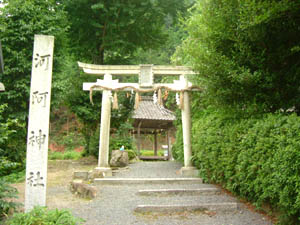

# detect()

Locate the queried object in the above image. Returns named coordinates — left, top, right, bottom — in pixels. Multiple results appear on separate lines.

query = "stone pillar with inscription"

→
left=25, top=35, right=54, bottom=212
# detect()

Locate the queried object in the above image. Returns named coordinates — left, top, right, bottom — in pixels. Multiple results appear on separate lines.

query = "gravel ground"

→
left=64, top=161, right=274, bottom=225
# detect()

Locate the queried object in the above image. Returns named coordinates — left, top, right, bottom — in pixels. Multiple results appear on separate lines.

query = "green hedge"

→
left=173, top=110, right=300, bottom=223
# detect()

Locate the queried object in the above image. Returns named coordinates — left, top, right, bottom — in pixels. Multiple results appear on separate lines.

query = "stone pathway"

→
left=69, top=161, right=273, bottom=225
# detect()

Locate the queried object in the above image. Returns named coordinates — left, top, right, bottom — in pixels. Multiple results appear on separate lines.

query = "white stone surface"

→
left=134, top=203, right=238, bottom=213
left=137, top=188, right=220, bottom=196
left=98, top=74, right=113, bottom=168
left=25, top=35, right=54, bottom=212
left=0, top=82, right=4, bottom=91
left=83, top=76, right=195, bottom=92
left=78, top=62, right=195, bottom=76
left=139, top=64, right=153, bottom=87
left=94, top=177, right=203, bottom=185
left=181, top=75, right=193, bottom=168
left=180, top=166, right=199, bottom=177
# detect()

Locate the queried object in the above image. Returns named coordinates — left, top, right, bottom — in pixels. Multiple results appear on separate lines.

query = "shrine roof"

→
left=132, top=96, right=176, bottom=122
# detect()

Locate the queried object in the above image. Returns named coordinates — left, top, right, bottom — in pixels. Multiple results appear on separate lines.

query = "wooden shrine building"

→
left=132, top=96, right=175, bottom=160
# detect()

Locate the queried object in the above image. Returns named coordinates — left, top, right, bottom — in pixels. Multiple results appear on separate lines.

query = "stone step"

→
left=93, top=177, right=203, bottom=185
left=137, top=187, right=221, bottom=196
left=136, top=192, right=236, bottom=205
left=134, top=202, right=238, bottom=213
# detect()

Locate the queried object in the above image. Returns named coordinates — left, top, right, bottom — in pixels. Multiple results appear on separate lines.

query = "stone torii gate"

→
left=78, top=62, right=199, bottom=176
left=0, top=41, right=5, bottom=91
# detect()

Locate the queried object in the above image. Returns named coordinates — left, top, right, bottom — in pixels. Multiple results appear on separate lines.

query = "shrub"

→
left=88, top=126, right=100, bottom=158
left=0, top=105, right=26, bottom=177
left=0, top=157, right=20, bottom=178
left=5, top=206, right=84, bottom=225
left=171, top=124, right=184, bottom=162
left=88, top=124, right=133, bottom=159
left=174, top=109, right=300, bottom=223
left=0, top=179, right=20, bottom=220
left=110, top=136, right=133, bottom=152
left=125, top=150, right=137, bottom=160
left=2, top=170, right=25, bottom=184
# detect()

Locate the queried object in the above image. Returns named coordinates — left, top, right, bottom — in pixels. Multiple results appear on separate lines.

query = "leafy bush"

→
left=0, top=179, right=20, bottom=220
left=5, top=206, right=84, bottom=225
left=88, top=126, right=100, bottom=158
left=88, top=123, right=133, bottom=159
left=2, top=170, right=25, bottom=184
left=125, top=150, right=137, bottom=160
left=174, top=109, right=300, bottom=223
left=0, top=157, right=20, bottom=178
left=53, top=132, right=85, bottom=152
left=0, top=105, right=25, bottom=177
left=171, top=124, right=184, bottom=162
left=110, top=136, right=133, bottom=152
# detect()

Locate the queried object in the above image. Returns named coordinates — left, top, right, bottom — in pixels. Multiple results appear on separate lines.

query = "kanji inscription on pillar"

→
left=25, top=35, right=54, bottom=212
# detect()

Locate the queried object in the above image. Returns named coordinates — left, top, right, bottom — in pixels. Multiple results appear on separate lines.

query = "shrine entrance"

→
left=132, top=96, right=176, bottom=160
left=78, top=62, right=199, bottom=176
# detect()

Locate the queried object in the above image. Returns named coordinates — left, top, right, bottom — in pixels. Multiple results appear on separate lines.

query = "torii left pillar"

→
left=180, top=75, right=199, bottom=177
left=94, top=73, right=113, bottom=176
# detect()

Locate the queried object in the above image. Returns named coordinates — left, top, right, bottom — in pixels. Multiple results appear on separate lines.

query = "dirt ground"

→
left=11, top=159, right=275, bottom=225
left=12, top=157, right=98, bottom=211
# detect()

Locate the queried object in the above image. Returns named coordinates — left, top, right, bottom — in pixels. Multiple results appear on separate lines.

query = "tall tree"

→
left=64, top=0, right=187, bottom=64
left=0, top=0, right=69, bottom=164
left=176, top=0, right=300, bottom=113
left=61, top=0, right=191, bottom=151
left=0, top=0, right=69, bottom=120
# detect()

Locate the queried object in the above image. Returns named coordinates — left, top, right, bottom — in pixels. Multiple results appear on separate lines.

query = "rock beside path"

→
left=110, top=150, right=129, bottom=167
left=70, top=180, right=97, bottom=199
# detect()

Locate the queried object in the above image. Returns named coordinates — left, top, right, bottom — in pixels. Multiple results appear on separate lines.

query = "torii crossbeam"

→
left=78, top=62, right=199, bottom=177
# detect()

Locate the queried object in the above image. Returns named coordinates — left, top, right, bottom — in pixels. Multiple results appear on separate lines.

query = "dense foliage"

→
left=0, top=179, right=19, bottom=219
left=174, top=109, right=300, bottom=223
left=0, top=0, right=69, bottom=172
left=88, top=122, right=133, bottom=158
left=5, top=206, right=83, bottom=225
left=64, top=0, right=190, bottom=64
left=0, top=105, right=24, bottom=177
left=0, top=0, right=69, bottom=120
left=172, top=0, right=300, bottom=223
left=62, top=0, right=191, bottom=150
left=2, top=0, right=300, bottom=222
left=0, top=0, right=189, bottom=163
left=175, top=0, right=300, bottom=112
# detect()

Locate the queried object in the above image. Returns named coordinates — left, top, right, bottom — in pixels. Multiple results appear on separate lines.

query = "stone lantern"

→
left=0, top=41, right=5, bottom=91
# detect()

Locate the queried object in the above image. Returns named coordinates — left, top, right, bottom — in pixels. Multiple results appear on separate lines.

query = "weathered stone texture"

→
left=110, top=150, right=129, bottom=167
left=70, top=180, right=97, bottom=199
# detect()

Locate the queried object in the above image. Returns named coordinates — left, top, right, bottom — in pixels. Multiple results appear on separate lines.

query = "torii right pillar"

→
left=180, top=75, right=199, bottom=177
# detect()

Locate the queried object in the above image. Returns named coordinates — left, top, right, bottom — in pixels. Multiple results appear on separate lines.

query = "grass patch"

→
left=140, top=150, right=165, bottom=157
left=4, top=206, right=84, bottom=225
left=48, top=151, right=82, bottom=160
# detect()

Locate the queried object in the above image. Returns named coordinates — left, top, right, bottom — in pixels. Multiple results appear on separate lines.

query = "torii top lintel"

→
left=77, top=62, right=196, bottom=76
